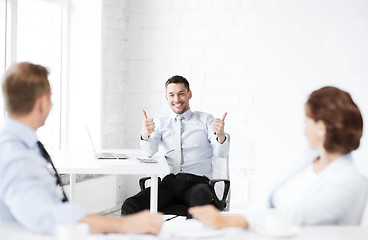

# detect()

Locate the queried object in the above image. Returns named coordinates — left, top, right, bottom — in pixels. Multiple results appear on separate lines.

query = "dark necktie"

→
left=37, top=141, right=68, bottom=202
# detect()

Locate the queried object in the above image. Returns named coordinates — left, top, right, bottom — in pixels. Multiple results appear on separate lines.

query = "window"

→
left=0, top=0, right=6, bottom=125
left=1, top=0, right=68, bottom=152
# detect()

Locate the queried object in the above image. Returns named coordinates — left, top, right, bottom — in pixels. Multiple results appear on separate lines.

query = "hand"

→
left=141, top=110, right=155, bottom=140
left=120, top=210, right=163, bottom=235
left=213, top=112, right=227, bottom=143
left=189, top=205, right=249, bottom=229
left=189, top=205, right=226, bottom=228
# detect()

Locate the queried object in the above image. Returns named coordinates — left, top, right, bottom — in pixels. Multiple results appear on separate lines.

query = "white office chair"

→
left=211, top=133, right=231, bottom=211
left=361, top=199, right=368, bottom=226
left=345, top=182, right=368, bottom=225
left=139, top=133, right=231, bottom=215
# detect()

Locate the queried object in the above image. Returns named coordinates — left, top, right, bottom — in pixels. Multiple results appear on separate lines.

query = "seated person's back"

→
left=189, top=86, right=368, bottom=228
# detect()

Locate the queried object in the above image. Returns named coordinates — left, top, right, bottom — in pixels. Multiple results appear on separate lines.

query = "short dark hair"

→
left=2, top=62, right=51, bottom=115
left=165, top=75, right=190, bottom=91
left=306, top=86, right=363, bottom=154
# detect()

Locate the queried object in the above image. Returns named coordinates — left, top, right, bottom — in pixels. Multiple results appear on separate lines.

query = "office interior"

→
left=1, top=0, right=368, bottom=224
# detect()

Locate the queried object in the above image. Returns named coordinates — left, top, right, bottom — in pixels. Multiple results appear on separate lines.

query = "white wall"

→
left=102, top=0, right=129, bottom=149
left=68, top=0, right=103, bottom=151
left=102, top=0, right=130, bottom=206
left=121, top=0, right=257, bottom=209
left=101, top=0, right=368, bottom=211
left=251, top=0, right=368, bottom=209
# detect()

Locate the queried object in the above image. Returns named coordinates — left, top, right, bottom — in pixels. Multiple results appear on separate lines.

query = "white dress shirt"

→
left=269, top=153, right=367, bottom=225
left=0, top=117, right=87, bottom=234
left=140, top=109, right=230, bottom=179
left=272, top=164, right=318, bottom=209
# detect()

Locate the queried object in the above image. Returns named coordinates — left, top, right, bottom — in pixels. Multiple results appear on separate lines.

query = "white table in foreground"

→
left=53, top=149, right=169, bottom=214
left=1, top=223, right=368, bottom=240
left=159, top=218, right=368, bottom=240
left=226, top=226, right=368, bottom=240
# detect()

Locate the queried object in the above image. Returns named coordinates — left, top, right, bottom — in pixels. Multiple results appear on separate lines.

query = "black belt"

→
left=164, top=173, right=209, bottom=184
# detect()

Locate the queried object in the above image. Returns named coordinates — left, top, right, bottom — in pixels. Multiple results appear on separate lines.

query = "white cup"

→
left=263, top=211, right=292, bottom=233
left=54, top=223, right=89, bottom=240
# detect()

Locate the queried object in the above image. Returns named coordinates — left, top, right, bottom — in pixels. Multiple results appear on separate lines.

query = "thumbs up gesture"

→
left=141, top=110, right=155, bottom=140
left=213, top=112, right=227, bottom=144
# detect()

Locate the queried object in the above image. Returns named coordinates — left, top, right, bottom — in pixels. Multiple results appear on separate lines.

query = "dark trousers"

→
left=121, top=173, right=213, bottom=216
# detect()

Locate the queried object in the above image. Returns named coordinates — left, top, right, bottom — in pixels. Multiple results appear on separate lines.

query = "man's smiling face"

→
left=166, top=83, right=192, bottom=115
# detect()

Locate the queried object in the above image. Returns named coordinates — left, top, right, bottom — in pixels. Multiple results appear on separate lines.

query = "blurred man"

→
left=0, top=62, right=162, bottom=234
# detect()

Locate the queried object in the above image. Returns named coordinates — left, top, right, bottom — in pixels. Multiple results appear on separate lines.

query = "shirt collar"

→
left=171, top=108, right=193, bottom=121
left=4, top=117, right=38, bottom=149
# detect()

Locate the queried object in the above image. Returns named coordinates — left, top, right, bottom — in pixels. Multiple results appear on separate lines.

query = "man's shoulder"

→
left=0, top=131, right=18, bottom=147
left=152, top=115, right=172, bottom=131
left=0, top=133, right=27, bottom=166
left=326, top=155, right=365, bottom=187
left=192, top=110, right=211, bottom=116
left=156, top=115, right=171, bottom=124
left=191, top=111, right=214, bottom=121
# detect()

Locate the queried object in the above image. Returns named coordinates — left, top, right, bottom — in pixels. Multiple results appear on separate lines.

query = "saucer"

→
left=253, top=224, right=300, bottom=238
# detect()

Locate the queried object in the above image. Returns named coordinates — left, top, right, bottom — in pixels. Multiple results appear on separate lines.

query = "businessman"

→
left=0, top=62, right=162, bottom=234
left=121, top=75, right=229, bottom=216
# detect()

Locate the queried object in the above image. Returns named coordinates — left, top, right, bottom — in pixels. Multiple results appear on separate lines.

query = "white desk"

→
left=159, top=218, right=368, bottom=240
left=53, top=149, right=169, bottom=214
left=1, top=222, right=368, bottom=240
left=227, top=226, right=368, bottom=240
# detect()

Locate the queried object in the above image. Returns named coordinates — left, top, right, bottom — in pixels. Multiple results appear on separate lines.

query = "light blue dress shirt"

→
left=140, top=109, right=230, bottom=179
left=0, top=117, right=86, bottom=234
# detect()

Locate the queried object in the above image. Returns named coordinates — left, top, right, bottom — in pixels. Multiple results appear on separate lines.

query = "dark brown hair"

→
left=2, top=62, right=51, bottom=115
left=306, top=86, right=363, bottom=154
left=165, top=75, right=190, bottom=92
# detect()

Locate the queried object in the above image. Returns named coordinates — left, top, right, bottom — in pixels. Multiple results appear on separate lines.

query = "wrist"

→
left=141, top=134, right=149, bottom=141
left=216, top=135, right=226, bottom=144
left=227, top=216, right=248, bottom=228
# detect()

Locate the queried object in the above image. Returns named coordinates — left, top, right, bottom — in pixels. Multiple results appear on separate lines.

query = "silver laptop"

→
left=86, top=126, right=128, bottom=159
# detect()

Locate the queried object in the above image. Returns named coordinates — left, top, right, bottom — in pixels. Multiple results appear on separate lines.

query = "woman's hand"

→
left=189, top=205, right=248, bottom=229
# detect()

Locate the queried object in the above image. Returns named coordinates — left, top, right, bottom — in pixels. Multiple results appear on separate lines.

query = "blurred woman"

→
left=189, top=86, right=367, bottom=228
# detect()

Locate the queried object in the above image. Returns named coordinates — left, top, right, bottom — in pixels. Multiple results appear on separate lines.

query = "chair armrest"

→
left=139, top=176, right=162, bottom=190
left=209, top=179, right=230, bottom=211
left=139, top=177, right=151, bottom=190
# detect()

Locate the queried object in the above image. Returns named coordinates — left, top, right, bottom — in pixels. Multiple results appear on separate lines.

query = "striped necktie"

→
left=172, top=115, right=183, bottom=174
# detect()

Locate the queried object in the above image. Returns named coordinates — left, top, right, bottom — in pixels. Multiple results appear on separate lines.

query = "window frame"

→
left=1, top=0, right=70, bottom=151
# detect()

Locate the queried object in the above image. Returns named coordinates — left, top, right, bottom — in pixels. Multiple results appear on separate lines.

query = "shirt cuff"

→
left=216, top=136, right=227, bottom=143
left=140, top=135, right=149, bottom=141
